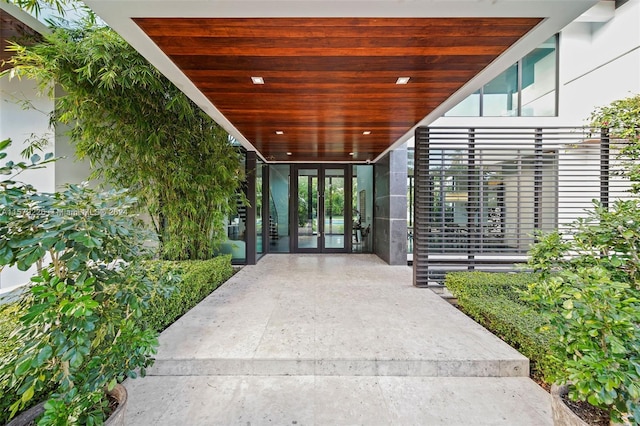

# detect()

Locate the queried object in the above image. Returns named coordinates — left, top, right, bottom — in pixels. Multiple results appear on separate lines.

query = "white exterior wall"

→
left=0, top=75, right=55, bottom=291
left=424, top=0, right=640, bottom=241
left=0, top=78, right=91, bottom=292
left=556, top=146, right=601, bottom=228
left=0, top=76, right=55, bottom=191
left=560, top=0, right=640, bottom=123
left=431, top=1, right=640, bottom=129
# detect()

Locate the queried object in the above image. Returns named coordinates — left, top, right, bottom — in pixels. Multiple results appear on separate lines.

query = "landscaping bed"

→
left=444, top=271, right=553, bottom=383
left=0, top=256, right=234, bottom=425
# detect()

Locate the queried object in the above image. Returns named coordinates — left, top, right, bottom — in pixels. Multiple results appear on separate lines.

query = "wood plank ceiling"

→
left=134, top=17, right=542, bottom=162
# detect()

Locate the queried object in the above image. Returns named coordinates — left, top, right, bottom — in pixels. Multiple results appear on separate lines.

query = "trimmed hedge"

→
left=141, top=255, right=235, bottom=333
left=0, top=304, right=19, bottom=357
left=0, top=255, right=234, bottom=424
left=445, top=271, right=553, bottom=382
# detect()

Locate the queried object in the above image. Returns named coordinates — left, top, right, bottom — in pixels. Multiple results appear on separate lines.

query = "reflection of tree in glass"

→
left=297, top=177, right=317, bottom=227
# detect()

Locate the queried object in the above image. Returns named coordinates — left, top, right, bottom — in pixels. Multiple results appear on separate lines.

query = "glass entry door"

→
left=294, top=165, right=348, bottom=252
left=296, top=168, right=319, bottom=250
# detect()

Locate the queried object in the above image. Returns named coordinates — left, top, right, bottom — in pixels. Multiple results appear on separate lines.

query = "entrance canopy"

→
left=85, top=0, right=597, bottom=163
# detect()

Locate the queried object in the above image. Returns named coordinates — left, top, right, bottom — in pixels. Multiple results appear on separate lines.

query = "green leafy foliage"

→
left=0, top=304, right=19, bottom=358
left=4, top=0, right=68, bottom=17
left=0, top=140, right=175, bottom=424
left=140, top=256, right=234, bottom=333
left=0, top=305, right=26, bottom=423
left=590, top=94, right=640, bottom=194
left=0, top=256, right=235, bottom=425
left=520, top=95, right=640, bottom=424
left=4, top=25, right=245, bottom=261
left=444, top=272, right=553, bottom=381
left=525, top=204, right=640, bottom=424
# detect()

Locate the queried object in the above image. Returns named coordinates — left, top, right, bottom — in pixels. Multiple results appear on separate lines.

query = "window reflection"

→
left=445, top=35, right=557, bottom=117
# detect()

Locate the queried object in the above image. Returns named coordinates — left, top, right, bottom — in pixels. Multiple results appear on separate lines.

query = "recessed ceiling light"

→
left=396, top=77, right=410, bottom=85
left=251, top=76, right=264, bottom=84
left=362, top=131, right=372, bottom=135
left=349, top=152, right=355, bottom=156
left=286, top=152, right=292, bottom=156
left=275, top=130, right=284, bottom=135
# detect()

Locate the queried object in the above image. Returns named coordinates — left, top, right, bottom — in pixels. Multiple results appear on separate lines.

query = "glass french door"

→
left=294, top=165, right=348, bottom=252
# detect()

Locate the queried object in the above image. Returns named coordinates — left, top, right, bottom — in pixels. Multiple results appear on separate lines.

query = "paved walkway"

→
left=124, top=254, right=552, bottom=425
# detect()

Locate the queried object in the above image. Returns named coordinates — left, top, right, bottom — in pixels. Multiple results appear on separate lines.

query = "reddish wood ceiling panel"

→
left=135, top=17, right=542, bottom=162
left=1, top=10, right=42, bottom=71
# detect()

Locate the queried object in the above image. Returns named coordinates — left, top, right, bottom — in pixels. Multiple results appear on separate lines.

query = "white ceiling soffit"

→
left=575, top=0, right=616, bottom=23
left=84, top=0, right=599, bottom=162
left=0, top=2, right=51, bottom=35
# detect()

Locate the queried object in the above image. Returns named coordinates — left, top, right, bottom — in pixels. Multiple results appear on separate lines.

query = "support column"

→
left=245, top=151, right=257, bottom=265
left=373, top=144, right=408, bottom=265
left=413, top=127, right=430, bottom=287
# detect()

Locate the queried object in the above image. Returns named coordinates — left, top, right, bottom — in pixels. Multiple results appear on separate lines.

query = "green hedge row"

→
left=0, top=304, right=19, bottom=357
left=0, top=255, right=234, bottom=423
left=445, top=271, right=553, bottom=382
left=141, top=255, right=235, bottom=333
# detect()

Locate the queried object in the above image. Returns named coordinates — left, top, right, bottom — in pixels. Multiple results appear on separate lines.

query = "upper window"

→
left=445, top=35, right=558, bottom=117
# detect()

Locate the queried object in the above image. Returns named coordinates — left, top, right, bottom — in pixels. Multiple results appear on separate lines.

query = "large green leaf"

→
left=14, top=356, right=32, bottom=376
left=0, top=244, right=14, bottom=264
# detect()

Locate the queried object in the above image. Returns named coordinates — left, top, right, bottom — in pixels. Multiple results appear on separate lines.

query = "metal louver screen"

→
left=413, top=127, right=633, bottom=287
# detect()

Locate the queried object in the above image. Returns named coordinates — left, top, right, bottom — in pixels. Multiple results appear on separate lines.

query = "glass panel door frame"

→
left=292, top=164, right=352, bottom=253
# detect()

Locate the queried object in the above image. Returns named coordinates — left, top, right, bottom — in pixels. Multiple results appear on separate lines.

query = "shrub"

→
left=0, top=304, right=21, bottom=422
left=0, top=139, right=174, bottom=424
left=525, top=202, right=640, bottom=424
left=444, top=272, right=553, bottom=381
left=5, top=25, right=245, bottom=261
left=141, top=256, right=234, bottom=333
left=0, top=304, right=19, bottom=358
left=445, top=271, right=536, bottom=301
left=0, top=256, right=234, bottom=424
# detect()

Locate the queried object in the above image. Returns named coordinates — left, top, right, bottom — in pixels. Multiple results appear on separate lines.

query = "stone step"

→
left=123, top=375, right=552, bottom=426
left=148, top=357, right=528, bottom=377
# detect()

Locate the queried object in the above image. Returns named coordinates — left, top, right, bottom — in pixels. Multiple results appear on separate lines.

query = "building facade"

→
left=3, top=1, right=639, bottom=289
left=0, top=3, right=92, bottom=292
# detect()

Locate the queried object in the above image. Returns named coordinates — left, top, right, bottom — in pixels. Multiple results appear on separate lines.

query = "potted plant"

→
left=527, top=221, right=640, bottom=425
left=524, top=96, right=640, bottom=425
left=0, top=139, right=172, bottom=424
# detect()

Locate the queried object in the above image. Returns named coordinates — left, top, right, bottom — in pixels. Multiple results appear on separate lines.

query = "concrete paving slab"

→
left=123, top=254, right=552, bottom=425
left=150, top=254, right=528, bottom=378
left=123, top=376, right=552, bottom=426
